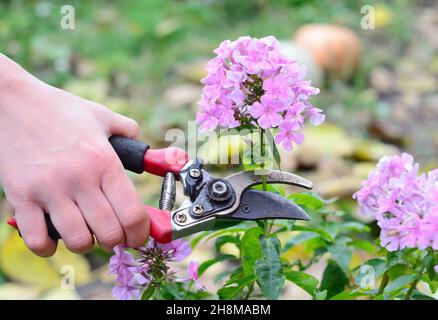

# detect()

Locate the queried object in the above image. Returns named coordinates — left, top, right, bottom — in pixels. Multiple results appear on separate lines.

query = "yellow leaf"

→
left=41, top=288, right=80, bottom=300
left=198, top=135, right=244, bottom=165
left=0, top=232, right=91, bottom=289
left=374, top=5, right=393, bottom=28
left=0, top=283, right=42, bottom=300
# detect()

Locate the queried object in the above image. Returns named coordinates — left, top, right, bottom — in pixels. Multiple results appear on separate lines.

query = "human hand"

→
left=0, top=54, right=149, bottom=257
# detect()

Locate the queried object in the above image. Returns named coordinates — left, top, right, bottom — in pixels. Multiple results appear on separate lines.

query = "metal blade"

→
left=216, top=170, right=313, bottom=217
left=225, top=170, right=313, bottom=196
left=226, top=189, right=310, bottom=221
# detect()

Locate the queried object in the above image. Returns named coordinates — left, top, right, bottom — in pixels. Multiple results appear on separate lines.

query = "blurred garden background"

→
left=1, top=0, right=438, bottom=299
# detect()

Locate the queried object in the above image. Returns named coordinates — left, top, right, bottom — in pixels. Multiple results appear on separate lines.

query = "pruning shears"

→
left=7, top=136, right=313, bottom=244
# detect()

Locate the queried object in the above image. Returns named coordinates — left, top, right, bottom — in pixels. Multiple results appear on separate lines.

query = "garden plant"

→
left=109, top=36, right=438, bottom=300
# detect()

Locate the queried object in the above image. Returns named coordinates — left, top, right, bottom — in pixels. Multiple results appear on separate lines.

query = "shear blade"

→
left=228, top=189, right=310, bottom=221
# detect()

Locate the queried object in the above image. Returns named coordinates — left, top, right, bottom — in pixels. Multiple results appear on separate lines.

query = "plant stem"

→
left=377, top=270, right=389, bottom=295
left=244, top=283, right=255, bottom=300
left=259, top=129, right=270, bottom=233
left=405, top=255, right=425, bottom=300
left=260, top=129, right=267, bottom=188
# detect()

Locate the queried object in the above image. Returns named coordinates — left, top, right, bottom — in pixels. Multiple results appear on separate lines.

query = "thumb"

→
left=107, top=112, right=140, bottom=139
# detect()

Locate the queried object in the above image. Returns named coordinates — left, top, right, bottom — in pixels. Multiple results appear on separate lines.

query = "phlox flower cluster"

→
left=196, top=36, right=324, bottom=151
left=109, top=239, right=202, bottom=300
left=354, top=153, right=438, bottom=252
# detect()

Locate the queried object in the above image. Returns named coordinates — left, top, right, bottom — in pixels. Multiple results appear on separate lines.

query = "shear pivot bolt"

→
left=175, top=212, right=187, bottom=223
left=211, top=181, right=228, bottom=197
left=189, top=169, right=201, bottom=178
left=192, top=204, right=204, bottom=216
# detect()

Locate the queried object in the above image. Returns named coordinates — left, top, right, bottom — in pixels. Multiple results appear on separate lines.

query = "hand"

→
left=0, top=54, right=149, bottom=257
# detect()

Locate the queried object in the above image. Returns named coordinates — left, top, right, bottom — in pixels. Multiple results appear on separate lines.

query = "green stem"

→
left=260, top=128, right=267, bottom=184
left=405, top=255, right=425, bottom=300
left=259, top=129, right=270, bottom=233
left=244, top=283, right=255, bottom=300
left=377, top=270, right=389, bottom=295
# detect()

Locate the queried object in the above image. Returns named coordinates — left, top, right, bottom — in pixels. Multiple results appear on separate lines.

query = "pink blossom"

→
left=169, top=239, right=192, bottom=261
left=250, top=95, right=285, bottom=129
left=109, top=245, right=135, bottom=274
left=109, top=239, right=192, bottom=300
left=263, top=75, right=292, bottom=102
left=176, top=261, right=204, bottom=291
left=274, top=120, right=304, bottom=151
left=195, top=36, right=323, bottom=150
left=112, top=283, right=140, bottom=300
left=354, top=153, right=438, bottom=251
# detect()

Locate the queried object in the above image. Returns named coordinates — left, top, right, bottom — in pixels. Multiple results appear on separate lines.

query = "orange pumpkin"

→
left=294, top=24, right=362, bottom=80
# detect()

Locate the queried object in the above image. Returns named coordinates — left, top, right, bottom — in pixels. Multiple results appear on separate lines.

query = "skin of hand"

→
left=0, top=54, right=150, bottom=257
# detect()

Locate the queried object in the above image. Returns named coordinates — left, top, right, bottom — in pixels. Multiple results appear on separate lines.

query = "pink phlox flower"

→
left=250, top=94, right=285, bottom=129
left=112, top=282, right=140, bottom=300
left=109, top=245, right=136, bottom=274
left=263, top=75, right=292, bottom=103
left=274, top=119, right=304, bottom=151
left=355, top=152, right=438, bottom=251
left=176, top=261, right=205, bottom=291
left=196, top=35, right=323, bottom=148
left=170, top=239, right=192, bottom=261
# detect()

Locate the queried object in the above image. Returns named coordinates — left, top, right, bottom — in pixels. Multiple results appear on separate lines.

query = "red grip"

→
left=145, top=205, right=172, bottom=243
left=144, top=147, right=189, bottom=177
left=8, top=206, right=173, bottom=244
left=7, top=217, right=18, bottom=229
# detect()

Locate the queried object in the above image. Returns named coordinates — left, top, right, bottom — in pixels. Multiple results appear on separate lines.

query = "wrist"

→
left=0, top=54, right=33, bottom=110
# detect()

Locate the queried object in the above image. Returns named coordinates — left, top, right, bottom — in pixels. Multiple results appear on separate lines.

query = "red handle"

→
left=7, top=204, right=173, bottom=245
left=144, top=147, right=189, bottom=177
left=145, top=205, right=173, bottom=243
left=7, top=217, right=17, bottom=229
left=109, top=136, right=190, bottom=177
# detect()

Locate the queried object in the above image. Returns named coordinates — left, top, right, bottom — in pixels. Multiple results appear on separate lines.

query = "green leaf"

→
left=254, top=235, right=285, bottom=300
left=272, top=142, right=281, bottom=168
left=337, top=222, right=370, bottom=233
left=424, top=251, right=437, bottom=281
left=320, top=259, right=349, bottom=299
left=282, top=232, right=319, bottom=252
left=284, top=271, right=319, bottom=297
left=386, top=249, right=412, bottom=267
left=349, top=240, right=377, bottom=254
left=205, top=227, right=248, bottom=241
left=190, top=231, right=209, bottom=249
left=328, top=239, right=352, bottom=275
left=240, top=227, right=264, bottom=276
left=141, top=284, right=156, bottom=300
left=290, top=225, right=334, bottom=242
left=266, top=129, right=281, bottom=168
left=288, top=193, right=324, bottom=211
left=164, top=281, right=182, bottom=300
left=387, top=263, right=410, bottom=280
left=198, top=254, right=236, bottom=277
left=383, top=274, right=416, bottom=294
left=330, top=291, right=370, bottom=300
left=217, top=275, right=256, bottom=300
left=315, top=290, right=328, bottom=300
left=215, top=235, right=240, bottom=253
left=411, top=290, right=436, bottom=300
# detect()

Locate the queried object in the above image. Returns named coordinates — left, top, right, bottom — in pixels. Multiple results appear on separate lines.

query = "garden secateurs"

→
left=7, top=136, right=313, bottom=244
